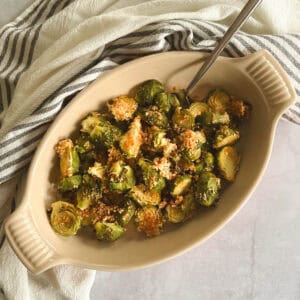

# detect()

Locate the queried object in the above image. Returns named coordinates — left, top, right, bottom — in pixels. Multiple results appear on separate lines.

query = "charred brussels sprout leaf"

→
left=129, top=184, right=161, bottom=206
left=135, top=206, right=163, bottom=237
left=217, top=146, right=240, bottom=181
left=58, top=175, right=82, bottom=192
left=135, top=79, right=164, bottom=106
left=94, top=222, right=125, bottom=241
left=55, top=139, right=80, bottom=177
left=109, top=161, right=136, bottom=193
left=196, top=172, right=221, bottom=207
left=50, top=201, right=81, bottom=236
left=119, top=116, right=143, bottom=158
left=138, top=158, right=166, bottom=193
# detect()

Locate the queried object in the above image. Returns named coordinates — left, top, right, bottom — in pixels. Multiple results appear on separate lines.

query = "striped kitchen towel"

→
left=0, top=0, right=299, bottom=186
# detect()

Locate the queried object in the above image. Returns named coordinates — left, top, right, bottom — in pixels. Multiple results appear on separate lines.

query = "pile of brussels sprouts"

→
left=49, top=79, right=250, bottom=241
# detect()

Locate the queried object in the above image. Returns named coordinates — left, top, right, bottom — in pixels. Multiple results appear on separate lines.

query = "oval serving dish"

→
left=4, top=50, right=296, bottom=274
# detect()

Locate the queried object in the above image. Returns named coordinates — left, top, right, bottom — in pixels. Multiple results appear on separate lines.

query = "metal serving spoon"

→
left=185, top=0, right=263, bottom=96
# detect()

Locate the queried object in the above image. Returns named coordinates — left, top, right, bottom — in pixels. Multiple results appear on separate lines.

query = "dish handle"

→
left=235, top=49, right=296, bottom=119
left=4, top=204, right=62, bottom=274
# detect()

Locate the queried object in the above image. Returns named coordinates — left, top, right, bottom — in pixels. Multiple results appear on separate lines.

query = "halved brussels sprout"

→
left=58, top=175, right=82, bottom=192
left=208, top=89, right=231, bottom=113
left=109, top=160, right=136, bottom=193
left=81, top=112, right=122, bottom=148
left=107, top=95, right=138, bottom=121
left=88, top=162, right=106, bottom=180
left=140, top=106, right=169, bottom=129
left=229, top=99, right=250, bottom=119
left=179, top=129, right=206, bottom=161
left=135, top=79, right=164, bottom=106
left=138, top=158, right=166, bottom=193
left=55, top=139, right=80, bottom=177
left=172, top=107, right=195, bottom=130
left=166, top=193, right=195, bottom=223
left=135, top=206, right=163, bottom=237
left=171, top=175, right=192, bottom=196
left=154, top=92, right=180, bottom=113
left=76, top=175, right=102, bottom=210
left=94, top=222, right=125, bottom=241
left=129, top=184, right=161, bottom=206
left=195, top=172, right=221, bottom=207
left=119, top=116, right=143, bottom=158
left=50, top=201, right=81, bottom=236
left=214, top=125, right=240, bottom=149
left=117, top=199, right=136, bottom=226
left=188, top=102, right=209, bottom=117
left=217, top=146, right=240, bottom=181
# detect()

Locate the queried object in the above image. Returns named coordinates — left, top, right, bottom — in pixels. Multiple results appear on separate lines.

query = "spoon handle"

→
left=186, top=0, right=262, bottom=95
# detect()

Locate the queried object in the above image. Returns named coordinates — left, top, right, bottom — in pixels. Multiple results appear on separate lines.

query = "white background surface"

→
left=1, top=2, right=299, bottom=299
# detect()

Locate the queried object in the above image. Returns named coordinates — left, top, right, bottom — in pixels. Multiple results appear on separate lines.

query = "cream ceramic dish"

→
left=4, top=50, right=296, bottom=274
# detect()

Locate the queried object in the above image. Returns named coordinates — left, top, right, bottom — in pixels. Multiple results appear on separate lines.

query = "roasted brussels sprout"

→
left=50, top=201, right=81, bottom=236
left=117, top=199, right=136, bottom=226
left=217, top=146, right=240, bottom=181
left=195, top=172, right=221, bottom=207
left=81, top=112, right=122, bottom=148
left=119, top=116, right=143, bottom=158
left=138, top=158, right=166, bottom=192
left=214, top=125, right=240, bottom=149
left=140, top=106, right=169, bottom=129
left=154, top=92, right=180, bottom=113
left=129, top=184, right=161, bottom=206
left=171, top=175, right=192, bottom=196
left=88, top=162, right=106, bottom=180
left=179, top=129, right=206, bottom=161
left=166, top=193, right=195, bottom=223
left=107, top=95, right=138, bottom=121
left=188, top=102, right=209, bottom=117
left=172, top=107, right=195, bottom=130
left=55, top=139, right=80, bottom=177
left=135, top=206, right=163, bottom=237
left=94, top=222, right=125, bottom=241
left=76, top=175, right=102, bottom=210
left=200, top=110, right=230, bottom=126
left=58, top=175, right=82, bottom=192
left=135, top=79, right=164, bottom=106
left=151, top=129, right=167, bottom=150
left=208, top=89, right=230, bottom=113
left=109, top=160, right=136, bottom=192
